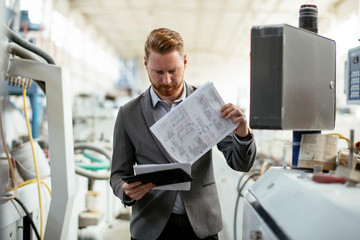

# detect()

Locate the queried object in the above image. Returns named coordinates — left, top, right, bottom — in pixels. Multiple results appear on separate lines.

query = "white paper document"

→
left=134, top=163, right=191, bottom=191
left=150, top=81, right=237, bottom=165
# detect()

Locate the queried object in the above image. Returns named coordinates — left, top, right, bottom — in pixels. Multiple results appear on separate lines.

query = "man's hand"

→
left=220, top=103, right=249, bottom=137
left=122, top=181, right=155, bottom=200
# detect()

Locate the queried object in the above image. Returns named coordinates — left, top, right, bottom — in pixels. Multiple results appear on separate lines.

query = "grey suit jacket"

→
left=110, top=83, right=256, bottom=240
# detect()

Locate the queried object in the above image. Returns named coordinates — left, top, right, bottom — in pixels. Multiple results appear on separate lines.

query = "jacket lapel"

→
left=141, top=88, right=156, bottom=127
left=141, top=87, right=176, bottom=163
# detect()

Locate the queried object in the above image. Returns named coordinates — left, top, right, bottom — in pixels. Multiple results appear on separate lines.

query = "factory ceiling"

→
left=55, top=0, right=346, bottom=83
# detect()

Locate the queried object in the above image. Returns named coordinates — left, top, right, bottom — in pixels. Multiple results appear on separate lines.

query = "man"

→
left=110, top=28, right=256, bottom=240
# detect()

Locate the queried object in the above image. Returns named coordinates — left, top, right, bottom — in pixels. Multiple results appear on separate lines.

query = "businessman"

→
left=110, top=27, right=256, bottom=240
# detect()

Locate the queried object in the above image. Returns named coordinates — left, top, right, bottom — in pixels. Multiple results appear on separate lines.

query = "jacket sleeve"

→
left=216, top=133, right=256, bottom=172
left=110, top=107, right=136, bottom=206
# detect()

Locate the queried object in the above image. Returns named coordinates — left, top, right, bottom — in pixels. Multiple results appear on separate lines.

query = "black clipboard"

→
left=122, top=168, right=193, bottom=186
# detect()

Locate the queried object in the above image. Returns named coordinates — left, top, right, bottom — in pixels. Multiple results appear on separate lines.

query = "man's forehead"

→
left=148, top=49, right=185, bottom=58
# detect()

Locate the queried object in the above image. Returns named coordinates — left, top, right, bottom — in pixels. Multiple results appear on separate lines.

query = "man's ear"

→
left=144, top=57, right=148, bottom=68
left=183, top=54, right=187, bottom=69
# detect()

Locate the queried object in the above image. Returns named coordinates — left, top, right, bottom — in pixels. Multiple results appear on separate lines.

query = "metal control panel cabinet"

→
left=250, top=24, right=336, bottom=130
left=347, top=46, right=360, bottom=104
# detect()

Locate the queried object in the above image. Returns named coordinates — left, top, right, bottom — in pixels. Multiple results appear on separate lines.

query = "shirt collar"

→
left=150, top=82, right=186, bottom=107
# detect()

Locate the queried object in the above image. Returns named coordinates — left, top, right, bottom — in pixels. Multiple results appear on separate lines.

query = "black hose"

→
left=233, top=172, right=260, bottom=240
left=7, top=43, right=46, bottom=63
left=2, top=23, right=55, bottom=65
left=13, top=197, right=41, bottom=240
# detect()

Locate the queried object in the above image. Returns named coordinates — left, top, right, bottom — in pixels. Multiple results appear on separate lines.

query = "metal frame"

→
left=7, top=58, right=76, bottom=240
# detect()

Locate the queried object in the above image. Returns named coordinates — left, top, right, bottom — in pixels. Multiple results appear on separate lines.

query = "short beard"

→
left=150, top=76, right=184, bottom=97
left=153, top=82, right=182, bottom=96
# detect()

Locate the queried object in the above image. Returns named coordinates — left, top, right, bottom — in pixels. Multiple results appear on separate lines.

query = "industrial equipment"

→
left=242, top=167, right=360, bottom=240
left=0, top=25, right=76, bottom=239
left=346, top=46, right=360, bottom=105
left=249, top=24, right=336, bottom=130
left=244, top=4, right=360, bottom=240
left=73, top=142, right=111, bottom=230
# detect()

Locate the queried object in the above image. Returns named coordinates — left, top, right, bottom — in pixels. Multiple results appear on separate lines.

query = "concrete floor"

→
left=102, top=219, right=130, bottom=240
left=77, top=218, right=130, bottom=240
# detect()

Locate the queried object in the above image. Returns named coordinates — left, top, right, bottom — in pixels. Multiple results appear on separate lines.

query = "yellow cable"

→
left=8, top=179, right=52, bottom=196
left=0, top=105, right=18, bottom=201
left=23, top=88, right=44, bottom=240
left=326, top=133, right=350, bottom=149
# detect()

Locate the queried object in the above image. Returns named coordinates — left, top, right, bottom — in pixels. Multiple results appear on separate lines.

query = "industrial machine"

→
left=244, top=4, right=360, bottom=240
left=346, top=46, right=360, bottom=105
left=243, top=167, right=360, bottom=240
left=249, top=24, right=336, bottom=130
left=0, top=25, right=76, bottom=239
left=243, top=36, right=360, bottom=237
left=249, top=4, right=337, bottom=168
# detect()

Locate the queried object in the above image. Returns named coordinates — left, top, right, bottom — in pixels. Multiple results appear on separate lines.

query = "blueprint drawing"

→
left=150, top=82, right=237, bottom=164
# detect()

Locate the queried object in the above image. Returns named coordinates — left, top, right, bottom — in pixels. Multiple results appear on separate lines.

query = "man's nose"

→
left=162, top=73, right=172, bottom=84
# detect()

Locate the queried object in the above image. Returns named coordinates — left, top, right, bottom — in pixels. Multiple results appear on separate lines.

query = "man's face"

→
left=145, top=50, right=187, bottom=99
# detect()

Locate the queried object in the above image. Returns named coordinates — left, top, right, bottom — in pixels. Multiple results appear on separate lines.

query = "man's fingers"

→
left=220, top=104, right=233, bottom=118
left=123, top=181, right=142, bottom=190
left=122, top=182, right=155, bottom=200
left=221, top=104, right=245, bottom=120
left=129, top=183, right=155, bottom=200
left=232, top=115, right=247, bottom=125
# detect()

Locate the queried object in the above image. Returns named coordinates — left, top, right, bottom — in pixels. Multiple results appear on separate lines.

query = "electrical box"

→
left=346, top=46, right=360, bottom=104
left=250, top=24, right=336, bottom=130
